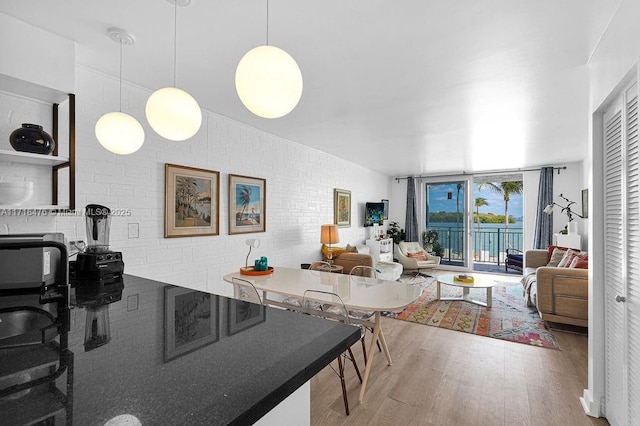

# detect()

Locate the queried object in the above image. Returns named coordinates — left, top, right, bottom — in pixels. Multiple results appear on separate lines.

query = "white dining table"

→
left=223, top=267, right=423, bottom=403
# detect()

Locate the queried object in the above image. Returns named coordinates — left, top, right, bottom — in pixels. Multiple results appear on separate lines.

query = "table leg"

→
left=487, top=287, right=492, bottom=308
left=359, top=312, right=382, bottom=403
left=378, top=327, right=392, bottom=366
left=436, top=281, right=441, bottom=299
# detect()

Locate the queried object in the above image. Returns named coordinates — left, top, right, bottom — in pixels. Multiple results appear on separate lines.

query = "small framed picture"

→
left=582, top=189, right=588, bottom=219
left=164, top=286, right=219, bottom=362
left=334, top=188, right=351, bottom=227
left=165, top=163, right=219, bottom=238
left=381, top=199, right=389, bottom=220
left=229, top=174, right=266, bottom=234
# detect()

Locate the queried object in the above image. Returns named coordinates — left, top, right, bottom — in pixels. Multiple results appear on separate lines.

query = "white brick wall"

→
left=1, top=67, right=391, bottom=295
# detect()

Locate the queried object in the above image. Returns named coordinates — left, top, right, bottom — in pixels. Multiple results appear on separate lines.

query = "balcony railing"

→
left=428, top=226, right=523, bottom=266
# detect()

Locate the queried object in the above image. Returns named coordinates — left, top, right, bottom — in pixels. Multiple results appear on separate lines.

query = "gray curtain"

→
left=533, top=167, right=554, bottom=249
left=405, top=177, right=419, bottom=242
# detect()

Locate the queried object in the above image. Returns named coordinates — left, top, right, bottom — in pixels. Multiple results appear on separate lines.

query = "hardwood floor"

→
left=310, top=272, right=609, bottom=426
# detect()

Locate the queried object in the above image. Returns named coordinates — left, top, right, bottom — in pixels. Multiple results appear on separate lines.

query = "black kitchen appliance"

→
left=70, top=204, right=124, bottom=284
left=0, top=239, right=73, bottom=424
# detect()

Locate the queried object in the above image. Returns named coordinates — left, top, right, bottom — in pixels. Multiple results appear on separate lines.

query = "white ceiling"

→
left=0, top=0, right=621, bottom=177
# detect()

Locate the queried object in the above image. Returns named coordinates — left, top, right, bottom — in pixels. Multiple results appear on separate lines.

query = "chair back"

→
left=349, top=265, right=378, bottom=278
left=232, top=277, right=262, bottom=304
left=302, top=289, right=350, bottom=324
left=309, top=261, right=332, bottom=271
left=398, top=241, right=424, bottom=255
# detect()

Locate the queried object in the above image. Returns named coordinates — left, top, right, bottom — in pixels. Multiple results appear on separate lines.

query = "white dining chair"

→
left=302, top=289, right=362, bottom=416
left=281, top=261, right=330, bottom=311
left=231, top=277, right=262, bottom=304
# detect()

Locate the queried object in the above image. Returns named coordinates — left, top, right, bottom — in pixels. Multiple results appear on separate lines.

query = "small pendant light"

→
left=95, top=28, right=145, bottom=155
left=235, top=0, right=303, bottom=119
left=145, top=0, right=202, bottom=141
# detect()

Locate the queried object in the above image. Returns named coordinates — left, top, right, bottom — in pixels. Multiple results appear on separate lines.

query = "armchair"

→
left=397, top=241, right=441, bottom=277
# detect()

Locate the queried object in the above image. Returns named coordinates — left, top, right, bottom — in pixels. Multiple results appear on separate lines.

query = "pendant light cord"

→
left=119, top=39, right=123, bottom=112
left=173, top=0, right=178, bottom=87
left=266, top=0, right=269, bottom=46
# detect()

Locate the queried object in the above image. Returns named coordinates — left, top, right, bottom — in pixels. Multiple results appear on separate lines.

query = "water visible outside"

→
left=424, top=177, right=524, bottom=273
left=429, top=222, right=523, bottom=266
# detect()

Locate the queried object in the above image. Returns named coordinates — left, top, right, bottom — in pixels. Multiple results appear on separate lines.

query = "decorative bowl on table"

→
left=240, top=266, right=274, bottom=276
left=0, top=182, right=34, bottom=206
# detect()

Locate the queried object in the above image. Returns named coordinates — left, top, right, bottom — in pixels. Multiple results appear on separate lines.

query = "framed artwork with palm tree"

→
left=165, top=163, right=220, bottom=238
left=229, top=174, right=266, bottom=234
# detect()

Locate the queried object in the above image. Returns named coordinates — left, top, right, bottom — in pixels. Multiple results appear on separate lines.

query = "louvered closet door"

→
left=603, top=81, right=639, bottom=426
left=603, top=93, right=626, bottom=426
left=625, top=85, right=640, bottom=424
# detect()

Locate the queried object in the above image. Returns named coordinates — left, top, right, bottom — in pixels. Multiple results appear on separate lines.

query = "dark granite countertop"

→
left=0, top=274, right=360, bottom=425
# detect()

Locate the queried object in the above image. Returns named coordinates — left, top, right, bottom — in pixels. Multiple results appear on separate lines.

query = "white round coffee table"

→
left=436, top=273, right=496, bottom=308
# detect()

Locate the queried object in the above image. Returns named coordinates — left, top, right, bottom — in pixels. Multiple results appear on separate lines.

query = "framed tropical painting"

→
left=165, top=163, right=219, bottom=238
left=229, top=174, right=266, bottom=234
left=334, top=188, right=351, bottom=227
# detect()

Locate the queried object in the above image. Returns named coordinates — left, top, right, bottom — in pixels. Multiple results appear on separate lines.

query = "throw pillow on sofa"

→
left=547, top=247, right=569, bottom=267
left=546, top=245, right=573, bottom=261
left=570, top=253, right=589, bottom=269
left=558, top=249, right=579, bottom=268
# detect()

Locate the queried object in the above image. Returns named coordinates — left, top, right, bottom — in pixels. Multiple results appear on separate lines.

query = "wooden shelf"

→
left=0, top=73, right=68, bottom=104
left=0, top=204, right=70, bottom=210
left=0, top=78, right=75, bottom=210
left=0, top=149, right=69, bottom=166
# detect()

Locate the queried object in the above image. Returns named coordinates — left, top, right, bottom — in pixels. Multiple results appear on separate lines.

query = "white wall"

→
left=1, top=66, right=391, bottom=296
left=0, top=13, right=74, bottom=95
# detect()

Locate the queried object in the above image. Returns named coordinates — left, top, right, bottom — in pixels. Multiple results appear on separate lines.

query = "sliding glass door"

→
left=422, top=174, right=524, bottom=273
left=424, top=179, right=471, bottom=270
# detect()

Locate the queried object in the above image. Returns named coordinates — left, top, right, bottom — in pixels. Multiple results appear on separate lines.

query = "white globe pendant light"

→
left=94, top=28, right=145, bottom=155
left=146, top=0, right=202, bottom=141
left=235, top=0, right=303, bottom=119
left=145, top=87, right=201, bottom=141
left=95, top=112, right=145, bottom=155
left=235, top=45, right=303, bottom=119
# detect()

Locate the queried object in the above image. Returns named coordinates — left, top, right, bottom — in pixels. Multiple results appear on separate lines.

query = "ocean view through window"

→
left=424, top=177, right=523, bottom=271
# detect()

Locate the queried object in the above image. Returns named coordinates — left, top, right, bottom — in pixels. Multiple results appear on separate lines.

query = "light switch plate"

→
left=128, top=223, right=139, bottom=239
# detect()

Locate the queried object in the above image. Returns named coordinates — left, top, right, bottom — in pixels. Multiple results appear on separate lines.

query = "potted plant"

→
left=422, top=230, right=444, bottom=257
left=386, top=221, right=405, bottom=245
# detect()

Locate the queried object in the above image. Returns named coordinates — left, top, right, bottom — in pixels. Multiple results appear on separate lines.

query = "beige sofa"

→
left=321, top=246, right=403, bottom=280
left=331, top=252, right=374, bottom=274
left=523, top=249, right=588, bottom=327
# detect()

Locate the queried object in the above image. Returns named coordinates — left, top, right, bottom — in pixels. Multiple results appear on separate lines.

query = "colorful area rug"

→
left=385, top=275, right=560, bottom=349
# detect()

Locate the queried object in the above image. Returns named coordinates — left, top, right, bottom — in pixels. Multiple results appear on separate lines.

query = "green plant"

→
left=386, top=221, right=405, bottom=245
left=422, top=230, right=444, bottom=257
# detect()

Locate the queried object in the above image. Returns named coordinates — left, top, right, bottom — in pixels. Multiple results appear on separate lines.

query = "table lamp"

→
left=321, top=224, right=340, bottom=264
left=245, top=238, right=261, bottom=268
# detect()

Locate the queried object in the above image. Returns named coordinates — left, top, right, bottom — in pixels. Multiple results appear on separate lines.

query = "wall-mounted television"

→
left=364, top=202, right=385, bottom=227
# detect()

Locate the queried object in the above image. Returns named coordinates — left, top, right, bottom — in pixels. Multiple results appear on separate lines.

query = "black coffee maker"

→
left=70, top=204, right=124, bottom=284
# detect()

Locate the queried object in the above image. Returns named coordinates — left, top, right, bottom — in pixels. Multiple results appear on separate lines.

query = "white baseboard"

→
left=580, top=389, right=602, bottom=418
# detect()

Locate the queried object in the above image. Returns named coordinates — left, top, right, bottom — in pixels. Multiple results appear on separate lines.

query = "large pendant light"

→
left=145, top=0, right=202, bottom=141
left=95, top=28, right=145, bottom=155
left=235, top=0, right=303, bottom=119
